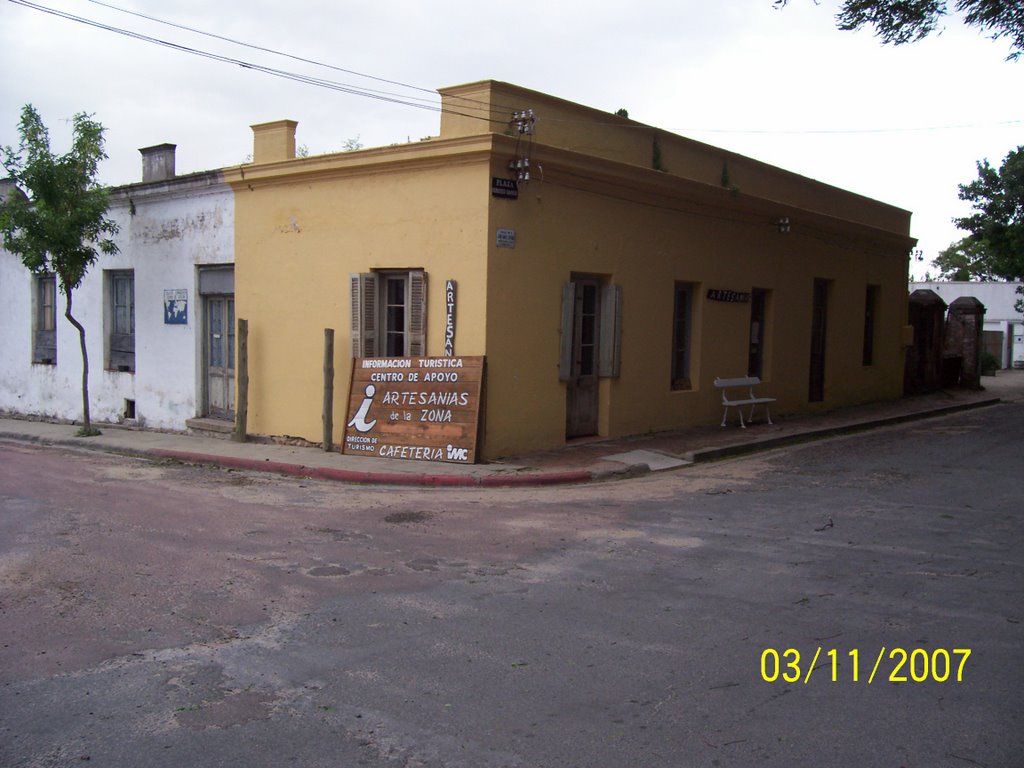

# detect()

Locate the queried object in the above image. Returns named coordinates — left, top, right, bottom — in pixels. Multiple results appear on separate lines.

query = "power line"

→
left=17, top=1, right=1011, bottom=139
left=544, top=114, right=1023, bottom=137
left=674, top=120, right=1024, bottom=136
left=80, top=0, right=516, bottom=117
left=7, top=0, right=508, bottom=125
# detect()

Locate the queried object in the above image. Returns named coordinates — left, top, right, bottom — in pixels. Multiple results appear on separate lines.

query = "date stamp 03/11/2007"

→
left=760, top=647, right=972, bottom=685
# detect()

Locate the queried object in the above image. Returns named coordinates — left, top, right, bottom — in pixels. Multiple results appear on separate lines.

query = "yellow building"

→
left=226, top=80, right=915, bottom=460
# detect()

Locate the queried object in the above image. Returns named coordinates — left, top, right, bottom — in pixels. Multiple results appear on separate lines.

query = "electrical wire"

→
left=84, top=0, right=440, bottom=98
left=544, top=114, right=1024, bottom=137
left=22, top=2, right=1002, bottom=140
left=7, top=0, right=511, bottom=126
left=79, top=0, right=521, bottom=118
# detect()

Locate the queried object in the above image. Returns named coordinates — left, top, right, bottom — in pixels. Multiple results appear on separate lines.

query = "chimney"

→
left=140, top=144, right=176, bottom=183
left=0, top=178, right=27, bottom=203
left=251, top=120, right=298, bottom=164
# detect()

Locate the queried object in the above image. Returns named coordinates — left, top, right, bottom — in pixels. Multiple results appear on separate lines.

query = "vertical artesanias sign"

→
left=444, top=280, right=456, bottom=356
left=343, top=356, right=484, bottom=464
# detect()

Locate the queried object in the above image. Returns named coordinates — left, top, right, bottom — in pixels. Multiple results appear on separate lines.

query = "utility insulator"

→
left=510, top=108, right=536, bottom=135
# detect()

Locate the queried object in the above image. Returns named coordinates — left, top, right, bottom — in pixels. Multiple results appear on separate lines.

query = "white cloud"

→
left=1, top=0, right=1019, bottom=277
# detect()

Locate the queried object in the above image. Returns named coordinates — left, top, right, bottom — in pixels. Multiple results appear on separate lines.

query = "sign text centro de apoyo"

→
left=343, top=356, right=484, bottom=464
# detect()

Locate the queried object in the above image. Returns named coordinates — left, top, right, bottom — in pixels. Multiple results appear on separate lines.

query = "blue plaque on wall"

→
left=164, top=289, right=188, bottom=325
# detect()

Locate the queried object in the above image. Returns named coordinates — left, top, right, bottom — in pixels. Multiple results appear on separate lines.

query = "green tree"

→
left=0, top=105, right=119, bottom=435
left=942, top=145, right=1024, bottom=310
left=773, top=0, right=1023, bottom=60
left=934, top=237, right=997, bottom=280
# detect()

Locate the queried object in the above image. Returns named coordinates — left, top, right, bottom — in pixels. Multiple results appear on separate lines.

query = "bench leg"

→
left=738, top=408, right=746, bottom=428
left=720, top=407, right=728, bottom=427
left=747, top=403, right=774, bottom=426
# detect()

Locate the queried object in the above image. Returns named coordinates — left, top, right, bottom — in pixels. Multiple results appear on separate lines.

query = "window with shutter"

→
left=33, top=274, right=57, bottom=365
left=672, top=282, right=695, bottom=390
left=561, top=280, right=622, bottom=381
left=408, top=270, right=426, bottom=356
left=350, top=270, right=425, bottom=358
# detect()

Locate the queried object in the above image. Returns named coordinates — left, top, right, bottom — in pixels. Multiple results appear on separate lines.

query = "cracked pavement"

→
left=1, top=403, right=1022, bottom=766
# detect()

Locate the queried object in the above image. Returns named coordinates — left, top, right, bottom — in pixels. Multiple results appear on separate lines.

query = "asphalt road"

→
left=1, top=403, right=1021, bottom=767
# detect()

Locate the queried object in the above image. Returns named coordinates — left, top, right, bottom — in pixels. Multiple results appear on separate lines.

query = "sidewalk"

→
left=2, top=370, right=1020, bottom=487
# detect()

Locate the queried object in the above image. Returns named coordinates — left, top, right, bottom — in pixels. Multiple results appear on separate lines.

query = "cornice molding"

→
left=223, top=135, right=496, bottom=189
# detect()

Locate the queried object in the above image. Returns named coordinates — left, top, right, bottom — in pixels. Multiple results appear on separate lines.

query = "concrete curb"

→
left=0, top=396, right=1001, bottom=487
left=688, top=397, right=1002, bottom=463
left=0, top=434, right=612, bottom=488
left=147, top=449, right=608, bottom=488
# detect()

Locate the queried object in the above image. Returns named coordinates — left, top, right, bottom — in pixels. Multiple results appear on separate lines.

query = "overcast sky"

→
left=1, top=0, right=1020, bottom=278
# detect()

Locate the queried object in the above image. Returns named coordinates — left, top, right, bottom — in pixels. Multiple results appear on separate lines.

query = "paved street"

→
left=1, top=402, right=1022, bottom=767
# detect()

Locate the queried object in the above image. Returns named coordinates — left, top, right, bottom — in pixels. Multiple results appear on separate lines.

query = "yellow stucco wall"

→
left=228, top=81, right=913, bottom=461
left=441, top=81, right=913, bottom=234
left=481, top=143, right=911, bottom=458
left=228, top=140, right=493, bottom=444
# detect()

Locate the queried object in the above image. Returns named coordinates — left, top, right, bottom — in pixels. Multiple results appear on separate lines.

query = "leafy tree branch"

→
left=1, top=105, right=119, bottom=434
left=774, top=0, right=1023, bottom=60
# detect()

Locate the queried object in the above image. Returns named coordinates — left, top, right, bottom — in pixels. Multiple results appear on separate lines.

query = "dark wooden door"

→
left=748, top=288, right=766, bottom=378
left=566, top=279, right=600, bottom=438
left=808, top=279, right=828, bottom=402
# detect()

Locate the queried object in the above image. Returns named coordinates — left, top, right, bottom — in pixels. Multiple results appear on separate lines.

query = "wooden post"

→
left=233, top=318, right=249, bottom=443
left=323, top=328, right=335, bottom=451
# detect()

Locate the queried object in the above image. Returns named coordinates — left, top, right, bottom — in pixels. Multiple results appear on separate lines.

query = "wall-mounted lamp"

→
left=776, top=217, right=791, bottom=234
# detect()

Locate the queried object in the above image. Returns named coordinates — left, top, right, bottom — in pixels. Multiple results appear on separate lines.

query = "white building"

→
left=0, top=145, right=235, bottom=430
left=909, top=281, right=1024, bottom=369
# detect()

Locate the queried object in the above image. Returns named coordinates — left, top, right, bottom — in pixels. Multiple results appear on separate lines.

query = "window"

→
left=863, top=285, right=879, bottom=366
left=350, top=270, right=426, bottom=357
left=558, top=279, right=622, bottom=383
left=33, top=273, right=57, bottom=365
left=671, top=282, right=694, bottom=389
left=748, top=288, right=768, bottom=378
left=108, top=270, right=135, bottom=372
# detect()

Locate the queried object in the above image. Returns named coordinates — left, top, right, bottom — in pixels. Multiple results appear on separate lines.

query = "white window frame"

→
left=350, top=269, right=426, bottom=358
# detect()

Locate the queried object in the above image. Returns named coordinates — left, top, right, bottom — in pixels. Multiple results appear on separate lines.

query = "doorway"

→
left=205, top=296, right=235, bottom=419
left=566, top=277, right=600, bottom=438
left=748, top=288, right=767, bottom=379
left=808, top=279, right=829, bottom=402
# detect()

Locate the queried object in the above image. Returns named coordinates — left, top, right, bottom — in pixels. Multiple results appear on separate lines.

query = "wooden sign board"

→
left=343, top=356, right=484, bottom=464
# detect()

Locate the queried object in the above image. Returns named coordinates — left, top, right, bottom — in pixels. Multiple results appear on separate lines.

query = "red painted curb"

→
left=479, top=470, right=593, bottom=487
left=143, top=448, right=591, bottom=487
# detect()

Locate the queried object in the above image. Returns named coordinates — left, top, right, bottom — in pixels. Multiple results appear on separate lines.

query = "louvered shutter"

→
left=408, top=270, right=426, bottom=357
left=559, top=282, right=576, bottom=382
left=350, top=272, right=378, bottom=358
left=598, top=284, right=622, bottom=378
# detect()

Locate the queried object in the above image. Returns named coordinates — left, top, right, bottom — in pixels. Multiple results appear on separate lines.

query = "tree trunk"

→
left=63, top=287, right=94, bottom=432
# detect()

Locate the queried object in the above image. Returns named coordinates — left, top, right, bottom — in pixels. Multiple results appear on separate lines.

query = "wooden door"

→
left=748, top=288, right=766, bottom=378
left=808, top=279, right=828, bottom=402
left=566, top=279, right=600, bottom=438
left=206, top=296, right=235, bottom=418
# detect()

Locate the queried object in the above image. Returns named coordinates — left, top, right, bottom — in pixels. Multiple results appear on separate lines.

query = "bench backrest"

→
left=714, top=376, right=761, bottom=389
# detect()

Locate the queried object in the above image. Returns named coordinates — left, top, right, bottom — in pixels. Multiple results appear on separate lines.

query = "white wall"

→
left=0, top=171, right=233, bottom=429
left=910, top=282, right=1024, bottom=368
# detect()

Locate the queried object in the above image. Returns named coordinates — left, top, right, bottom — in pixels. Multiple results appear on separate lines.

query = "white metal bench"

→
left=714, top=376, right=776, bottom=428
